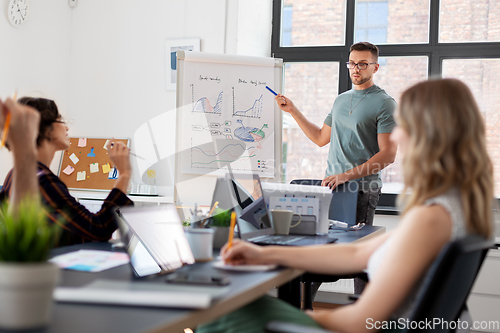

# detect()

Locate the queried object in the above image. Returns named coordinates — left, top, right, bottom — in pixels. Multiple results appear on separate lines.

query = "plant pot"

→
left=211, top=226, right=230, bottom=249
left=0, top=262, right=59, bottom=330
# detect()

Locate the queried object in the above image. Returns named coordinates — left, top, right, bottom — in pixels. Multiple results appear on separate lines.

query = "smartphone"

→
left=165, top=273, right=231, bottom=286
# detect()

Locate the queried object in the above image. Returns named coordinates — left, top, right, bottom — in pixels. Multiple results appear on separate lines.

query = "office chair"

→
left=289, top=179, right=365, bottom=310
left=265, top=234, right=494, bottom=333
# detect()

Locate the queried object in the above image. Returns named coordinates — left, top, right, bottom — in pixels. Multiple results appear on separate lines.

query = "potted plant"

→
left=208, top=208, right=232, bottom=249
left=0, top=200, right=61, bottom=330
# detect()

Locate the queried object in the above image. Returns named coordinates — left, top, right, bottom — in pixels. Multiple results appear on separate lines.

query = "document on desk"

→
left=213, top=260, right=277, bottom=271
left=54, top=279, right=221, bottom=309
left=49, top=250, right=130, bottom=272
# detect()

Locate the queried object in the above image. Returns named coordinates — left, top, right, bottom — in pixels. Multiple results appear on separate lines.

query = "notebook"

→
left=225, top=173, right=338, bottom=246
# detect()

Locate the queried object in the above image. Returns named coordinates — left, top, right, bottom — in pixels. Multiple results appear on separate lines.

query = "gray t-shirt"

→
left=324, top=85, right=396, bottom=190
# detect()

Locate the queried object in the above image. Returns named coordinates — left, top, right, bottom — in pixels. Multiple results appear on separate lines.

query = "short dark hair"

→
left=350, top=42, right=379, bottom=61
left=18, top=97, right=61, bottom=147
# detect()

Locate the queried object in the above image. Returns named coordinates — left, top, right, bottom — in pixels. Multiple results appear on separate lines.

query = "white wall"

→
left=1, top=0, right=273, bottom=200
left=0, top=0, right=72, bottom=181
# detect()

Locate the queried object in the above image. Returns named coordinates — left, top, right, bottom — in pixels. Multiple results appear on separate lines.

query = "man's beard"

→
left=351, top=74, right=371, bottom=86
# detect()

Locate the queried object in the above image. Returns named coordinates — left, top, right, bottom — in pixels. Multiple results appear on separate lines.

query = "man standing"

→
left=277, top=42, right=396, bottom=226
left=276, top=42, right=397, bottom=294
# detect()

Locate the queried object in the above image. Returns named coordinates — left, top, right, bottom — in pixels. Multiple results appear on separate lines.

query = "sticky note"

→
left=89, top=163, right=99, bottom=173
left=146, top=170, right=156, bottom=179
left=103, top=140, right=111, bottom=150
left=62, top=165, right=74, bottom=175
left=108, top=168, right=119, bottom=180
left=78, top=138, right=87, bottom=147
left=87, top=148, right=96, bottom=157
left=69, top=153, right=79, bottom=165
left=76, top=171, right=86, bottom=181
left=102, top=163, right=111, bottom=174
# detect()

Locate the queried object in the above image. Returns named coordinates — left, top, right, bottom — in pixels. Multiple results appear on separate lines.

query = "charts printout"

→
left=180, top=54, right=275, bottom=177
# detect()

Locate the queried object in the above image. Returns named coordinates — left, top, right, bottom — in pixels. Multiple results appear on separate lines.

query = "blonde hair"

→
left=398, top=78, right=493, bottom=237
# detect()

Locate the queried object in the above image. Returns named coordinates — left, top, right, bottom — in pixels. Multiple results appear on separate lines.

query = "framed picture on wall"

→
left=165, top=38, right=200, bottom=91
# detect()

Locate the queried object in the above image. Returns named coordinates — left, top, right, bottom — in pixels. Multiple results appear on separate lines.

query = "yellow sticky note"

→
left=102, top=163, right=111, bottom=174
left=146, top=170, right=156, bottom=179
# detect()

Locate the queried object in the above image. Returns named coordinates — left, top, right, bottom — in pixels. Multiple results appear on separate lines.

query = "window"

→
left=443, top=58, right=500, bottom=195
left=355, top=1, right=388, bottom=44
left=273, top=0, right=500, bottom=199
left=282, top=62, right=340, bottom=184
left=280, top=0, right=346, bottom=47
left=440, top=0, right=500, bottom=43
left=282, top=6, right=293, bottom=47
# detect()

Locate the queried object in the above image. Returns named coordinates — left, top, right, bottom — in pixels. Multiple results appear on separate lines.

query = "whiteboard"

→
left=175, top=51, right=283, bottom=208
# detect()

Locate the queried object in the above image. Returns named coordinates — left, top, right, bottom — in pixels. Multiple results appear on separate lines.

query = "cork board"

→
left=57, top=138, right=130, bottom=191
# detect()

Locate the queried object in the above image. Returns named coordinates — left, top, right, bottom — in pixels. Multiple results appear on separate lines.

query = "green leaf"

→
left=0, top=200, right=61, bottom=262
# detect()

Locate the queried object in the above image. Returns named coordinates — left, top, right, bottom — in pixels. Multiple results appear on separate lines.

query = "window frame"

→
left=272, top=0, right=500, bottom=211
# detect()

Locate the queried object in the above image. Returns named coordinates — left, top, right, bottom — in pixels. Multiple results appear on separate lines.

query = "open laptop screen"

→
left=227, top=173, right=272, bottom=237
left=115, top=205, right=195, bottom=277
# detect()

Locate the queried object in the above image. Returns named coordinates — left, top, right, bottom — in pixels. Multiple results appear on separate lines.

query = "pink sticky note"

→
left=62, top=165, right=74, bottom=175
left=78, top=138, right=87, bottom=147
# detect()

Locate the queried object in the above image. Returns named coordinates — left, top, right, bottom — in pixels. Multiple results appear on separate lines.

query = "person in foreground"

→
left=197, top=78, right=494, bottom=333
left=0, top=97, right=133, bottom=246
left=0, top=97, right=41, bottom=209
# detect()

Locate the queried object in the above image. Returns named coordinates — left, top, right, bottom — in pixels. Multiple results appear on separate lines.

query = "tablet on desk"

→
left=115, top=205, right=195, bottom=278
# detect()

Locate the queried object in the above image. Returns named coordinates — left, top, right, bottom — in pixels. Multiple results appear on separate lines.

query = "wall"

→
left=1, top=0, right=273, bottom=201
left=0, top=0, right=72, bottom=179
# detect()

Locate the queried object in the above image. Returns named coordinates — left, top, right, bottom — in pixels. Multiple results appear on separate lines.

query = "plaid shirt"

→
left=0, top=162, right=133, bottom=247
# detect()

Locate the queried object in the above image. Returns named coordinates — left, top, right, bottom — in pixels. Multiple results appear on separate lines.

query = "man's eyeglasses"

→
left=54, top=118, right=66, bottom=125
left=346, top=62, right=377, bottom=70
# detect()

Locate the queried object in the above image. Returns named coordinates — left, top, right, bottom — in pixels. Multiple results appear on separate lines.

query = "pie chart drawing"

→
left=234, top=120, right=268, bottom=145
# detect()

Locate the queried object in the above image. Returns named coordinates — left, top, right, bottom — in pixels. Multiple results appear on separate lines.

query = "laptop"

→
left=221, top=173, right=338, bottom=246
left=115, top=205, right=195, bottom=277
left=54, top=205, right=229, bottom=309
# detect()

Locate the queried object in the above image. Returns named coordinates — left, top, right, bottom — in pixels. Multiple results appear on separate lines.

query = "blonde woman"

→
left=197, top=78, right=494, bottom=333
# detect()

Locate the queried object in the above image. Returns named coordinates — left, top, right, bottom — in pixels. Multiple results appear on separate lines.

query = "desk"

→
left=29, top=243, right=303, bottom=333
left=13, top=226, right=383, bottom=333
left=277, top=225, right=385, bottom=308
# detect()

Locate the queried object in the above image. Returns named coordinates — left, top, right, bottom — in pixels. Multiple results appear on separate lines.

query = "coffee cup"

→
left=184, top=228, right=214, bottom=262
left=270, top=210, right=302, bottom=235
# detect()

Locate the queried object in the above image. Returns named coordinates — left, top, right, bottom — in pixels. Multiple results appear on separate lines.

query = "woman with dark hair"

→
left=0, top=97, right=133, bottom=246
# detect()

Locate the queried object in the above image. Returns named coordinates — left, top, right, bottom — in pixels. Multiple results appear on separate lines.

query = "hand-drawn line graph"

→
left=234, top=119, right=268, bottom=148
left=190, top=140, right=256, bottom=168
left=232, top=87, right=262, bottom=118
left=191, top=84, right=223, bottom=115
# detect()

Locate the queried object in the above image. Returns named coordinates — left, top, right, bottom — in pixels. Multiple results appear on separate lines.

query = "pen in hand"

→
left=0, top=92, right=17, bottom=149
left=265, top=86, right=278, bottom=96
left=226, top=211, right=236, bottom=250
left=110, top=142, right=146, bottom=160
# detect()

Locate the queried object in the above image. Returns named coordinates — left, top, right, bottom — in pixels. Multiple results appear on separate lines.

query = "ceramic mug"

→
left=184, top=228, right=214, bottom=262
left=270, top=210, right=302, bottom=235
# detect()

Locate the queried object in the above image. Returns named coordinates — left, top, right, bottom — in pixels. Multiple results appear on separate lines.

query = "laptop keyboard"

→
left=252, top=235, right=306, bottom=245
